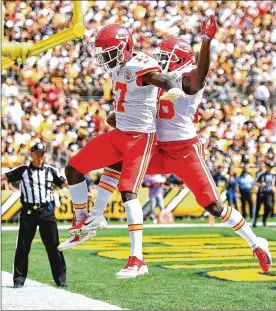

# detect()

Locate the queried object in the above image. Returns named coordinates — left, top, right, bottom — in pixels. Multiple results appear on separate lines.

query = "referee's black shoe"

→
left=13, top=283, right=23, bottom=288
left=57, top=281, right=68, bottom=287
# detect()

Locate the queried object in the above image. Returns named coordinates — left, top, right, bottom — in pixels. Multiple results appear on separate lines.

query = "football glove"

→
left=201, top=15, right=217, bottom=40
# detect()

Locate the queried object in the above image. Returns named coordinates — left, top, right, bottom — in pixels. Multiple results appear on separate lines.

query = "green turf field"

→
left=2, top=225, right=276, bottom=310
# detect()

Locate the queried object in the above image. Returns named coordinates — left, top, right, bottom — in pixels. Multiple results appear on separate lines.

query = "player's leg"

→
left=83, top=147, right=167, bottom=232
left=83, top=162, right=123, bottom=231
left=240, top=191, right=247, bottom=217
left=116, top=132, right=155, bottom=279
left=149, top=196, right=158, bottom=223
left=146, top=147, right=170, bottom=175
left=263, top=194, right=273, bottom=227
left=66, top=130, right=122, bottom=223
left=253, top=195, right=262, bottom=227
left=92, top=162, right=123, bottom=217
left=58, top=131, right=123, bottom=250
left=13, top=210, right=37, bottom=287
left=175, top=141, right=272, bottom=272
left=38, top=210, right=66, bottom=286
left=226, top=191, right=233, bottom=208
left=233, top=192, right=238, bottom=210
left=248, top=192, right=253, bottom=219
left=156, top=194, right=165, bottom=211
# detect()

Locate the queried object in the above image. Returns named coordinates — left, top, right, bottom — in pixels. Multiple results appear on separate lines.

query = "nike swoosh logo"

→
left=265, top=253, right=271, bottom=265
left=84, top=220, right=94, bottom=226
left=133, top=135, right=140, bottom=138
left=183, top=154, right=191, bottom=159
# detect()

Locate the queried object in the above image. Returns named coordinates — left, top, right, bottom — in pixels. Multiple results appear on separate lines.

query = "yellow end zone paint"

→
left=163, top=263, right=259, bottom=269
left=36, top=234, right=275, bottom=282
left=207, top=268, right=276, bottom=282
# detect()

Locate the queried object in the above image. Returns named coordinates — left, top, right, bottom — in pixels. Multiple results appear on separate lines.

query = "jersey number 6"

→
left=158, top=90, right=175, bottom=119
left=115, top=82, right=127, bottom=112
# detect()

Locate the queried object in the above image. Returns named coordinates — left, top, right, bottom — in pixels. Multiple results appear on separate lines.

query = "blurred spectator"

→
left=237, top=166, right=254, bottom=218
left=255, top=162, right=267, bottom=181
left=213, top=166, right=226, bottom=186
left=92, top=110, right=104, bottom=135
left=2, top=78, right=19, bottom=97
left=165, top=174, right=183, bottom=187
left=143, top=174, right=166, bottom=223
left=254, top=81, right=270, bottom=110
left=4, top=98, right=24, bottom=131
left=1, top=0, right=276, bottom=190
left=85, top=174, right=95, bottom=201
left=225, top=168, right=238, bottom=210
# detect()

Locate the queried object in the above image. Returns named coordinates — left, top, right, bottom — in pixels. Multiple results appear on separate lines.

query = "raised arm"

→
left=142, top=71, right=178, bottom=90
left=183, top=16, right=217, bottom=93
left=143, top=71, right=186, bottom=100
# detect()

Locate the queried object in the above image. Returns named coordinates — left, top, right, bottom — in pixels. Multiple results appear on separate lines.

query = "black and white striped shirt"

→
left=6, top=164, right=66, bottom=204
left=255, top=171, right=276, bottom=193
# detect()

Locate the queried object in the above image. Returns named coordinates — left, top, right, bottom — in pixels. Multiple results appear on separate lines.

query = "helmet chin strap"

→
left=163, top=44, right=194, bottom=73
left=163, top=45, right=179, bottom=73
left=97, top=41, right=128, bottom=73
left=174, top=60, right=193, bottom=72
left=106, top=63, right=121, bottom=73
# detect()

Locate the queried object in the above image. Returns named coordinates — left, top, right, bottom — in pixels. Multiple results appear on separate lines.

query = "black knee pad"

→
left=204, top=200, right=224, bottom=217
left=65, top=165, right=84, bottom=184
left=121, top=192, right=137, bottom=203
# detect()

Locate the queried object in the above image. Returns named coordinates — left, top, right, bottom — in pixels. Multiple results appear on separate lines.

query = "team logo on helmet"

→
left=178, top=41, right=191, bottom=52
left=124, top=69, right=134, bottom=82
left=115, top=28, right=129, bottom=41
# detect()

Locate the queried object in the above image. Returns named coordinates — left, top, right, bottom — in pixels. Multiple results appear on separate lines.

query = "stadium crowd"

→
left=2, top=1, right=276, bottom=190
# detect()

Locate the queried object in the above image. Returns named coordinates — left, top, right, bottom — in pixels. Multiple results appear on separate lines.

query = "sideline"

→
left=2, top=271, right=124, bottom=310
left=2, top=222, right=276, bottom=231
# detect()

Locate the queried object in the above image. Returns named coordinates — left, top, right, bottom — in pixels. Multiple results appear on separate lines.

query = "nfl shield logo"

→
left=124, top=69, right=133, bottom=82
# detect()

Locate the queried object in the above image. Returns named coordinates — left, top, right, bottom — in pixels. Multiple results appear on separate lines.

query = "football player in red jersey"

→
left=80, top=16, right=272, bottom=274
left=58, top=24, right=187, bottom=278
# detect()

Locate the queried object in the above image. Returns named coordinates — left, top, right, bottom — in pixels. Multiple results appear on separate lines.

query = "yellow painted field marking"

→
left=207, top=268, right=276, bottom=282
left=34, top=233, right=276, bottom=282
left=163, top=263, right=259, bottom=269
left=96, top=250, right=268, bottom=263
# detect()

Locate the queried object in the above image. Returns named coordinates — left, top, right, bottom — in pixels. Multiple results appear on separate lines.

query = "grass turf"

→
left=2, top=225, right=276, bottom=310
left=3, top=217, right=276, bottom=226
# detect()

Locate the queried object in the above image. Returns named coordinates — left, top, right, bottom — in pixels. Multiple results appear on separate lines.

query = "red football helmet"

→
left=94, top=24, right=134, bottom=73
left=153, top=37, right=195, bottom=72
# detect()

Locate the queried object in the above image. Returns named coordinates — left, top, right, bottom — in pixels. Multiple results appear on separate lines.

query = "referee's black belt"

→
left=257, top=191, right=274, bottom=195
left=22, top=202, right=51, bottom=211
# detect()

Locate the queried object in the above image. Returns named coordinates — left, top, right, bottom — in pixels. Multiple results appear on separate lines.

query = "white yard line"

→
left=2, top=271, right=124, bottom=310
left=2, top=222, right=276, bottom=231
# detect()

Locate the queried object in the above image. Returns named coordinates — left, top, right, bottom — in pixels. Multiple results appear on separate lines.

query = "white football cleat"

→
left=160, top=88, right=186, bottom=100
left=82, top=215, right=107, bottom=233
left=253, top=237, right=272, bottom=272
left=116, top=256, right=149, bottom=279
left=57, top=230, right=96, bottom=251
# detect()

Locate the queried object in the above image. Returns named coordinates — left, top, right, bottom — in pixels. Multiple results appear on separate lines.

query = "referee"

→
left=253, top=161, right=275, bottom=228
left=2, top=143, right=67, bottom=288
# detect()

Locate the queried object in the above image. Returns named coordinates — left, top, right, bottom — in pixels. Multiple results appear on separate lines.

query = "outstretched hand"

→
left=201, top=15, right=217, bottom=40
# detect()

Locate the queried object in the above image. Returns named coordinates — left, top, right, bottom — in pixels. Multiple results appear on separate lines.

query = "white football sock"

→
left=92, top=168, right=120, bottom=216
left=68, top=180, right=88, bottom=223
left=124, top=199, right=143, bottom=261
left=220, top=206, right=258, bottom=249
